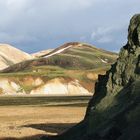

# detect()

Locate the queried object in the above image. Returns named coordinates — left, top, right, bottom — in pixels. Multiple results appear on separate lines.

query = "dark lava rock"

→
left=43, top=14, right=140, bottom=140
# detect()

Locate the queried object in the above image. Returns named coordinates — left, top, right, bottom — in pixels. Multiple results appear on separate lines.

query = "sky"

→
left=0, top=0, right=139, bottom=53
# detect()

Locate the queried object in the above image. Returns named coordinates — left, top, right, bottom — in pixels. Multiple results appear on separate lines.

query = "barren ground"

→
left=0, top=96, right=90, bottom=140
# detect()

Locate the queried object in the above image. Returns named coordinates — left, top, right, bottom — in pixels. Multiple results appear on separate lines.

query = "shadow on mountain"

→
left=1, top=55, right=14, bottom=65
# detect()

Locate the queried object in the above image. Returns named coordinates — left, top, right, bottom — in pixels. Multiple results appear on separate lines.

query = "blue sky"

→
left=0, top=0, right=139, bottom=53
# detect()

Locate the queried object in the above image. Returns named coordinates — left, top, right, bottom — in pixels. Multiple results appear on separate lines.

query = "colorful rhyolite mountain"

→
left=0, top=44, right=32, bottom=70
left=0, top=42, right=118, bottom=95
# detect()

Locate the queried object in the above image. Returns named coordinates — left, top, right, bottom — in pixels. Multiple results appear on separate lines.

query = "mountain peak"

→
left=128, top=14, right=140, bottom=47
left=41, top=42, right=95, bottom=58
left=41, top=42, right=117, bottom=58
left=0, top=44, right=32, bottom=70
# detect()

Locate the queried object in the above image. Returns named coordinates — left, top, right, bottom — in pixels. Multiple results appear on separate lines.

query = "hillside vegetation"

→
left=0, top=42, right=118, bottom=95
left=1, top=42, right=118, bottom=72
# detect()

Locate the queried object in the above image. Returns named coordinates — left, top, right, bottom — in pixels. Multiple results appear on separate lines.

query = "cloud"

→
left=91, top=27, right=113, bottom=38
left=51, top=0, right=94, bottom=11
left=0, top=32, right=38, bottom=44
left=97, top=36, right=113, bottom=43
left=0, top=0, right=139, bottom=53
left=6, top=0, right=28, bottom=9
left=91, top=27, right=115, bottom=43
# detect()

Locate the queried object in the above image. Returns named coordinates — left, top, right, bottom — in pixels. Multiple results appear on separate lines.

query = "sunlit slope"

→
left=0, top=44, right=32, bottom=70
left=1, top=42, right=118, bottom=72
left=0, top=42, right=118, bottom=95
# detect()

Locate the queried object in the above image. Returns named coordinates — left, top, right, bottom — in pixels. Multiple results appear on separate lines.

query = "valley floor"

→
left=0, top=96, right=90, bottom=140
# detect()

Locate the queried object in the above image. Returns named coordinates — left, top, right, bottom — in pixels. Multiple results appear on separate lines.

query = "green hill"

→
left=1, top=42, right=118, bottom=73
left=0, top=42, right=118, bottom=95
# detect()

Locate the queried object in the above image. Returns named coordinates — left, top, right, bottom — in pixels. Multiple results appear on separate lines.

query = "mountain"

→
left=46, top=14, right=140, bottom=140
left=0, top=44, right=32, bottom=70
left=0, top=43, right=117, bottom=95
left=32, top=49, right=54, bottom=58
left=1, top=42, right=118, bottom=72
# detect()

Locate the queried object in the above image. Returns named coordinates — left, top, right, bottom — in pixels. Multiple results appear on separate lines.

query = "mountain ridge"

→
left=0, top=42, right=117, bottom=95
left=1, top=42, right=118, bottom=73
left=32, top=49, right=54, bottom=58
left=41, top=42, right=118, bottom=58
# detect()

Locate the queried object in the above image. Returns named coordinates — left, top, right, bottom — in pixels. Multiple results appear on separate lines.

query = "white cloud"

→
left=91, top=27, right=115, bottom=43
left=91, top=27, right=114, bottom=39
left=90, top=24, right=128, bottom=44
left=55, top=0, right=94, bottom=10
left=97, top=36, right=113, bottom=43
left=6, top=0, right=28, bottom=8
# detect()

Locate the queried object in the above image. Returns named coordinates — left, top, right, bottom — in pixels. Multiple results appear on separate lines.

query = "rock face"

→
left=0, top=44, right=32, bottom=70
left=49, top=14, right=140, bottom=140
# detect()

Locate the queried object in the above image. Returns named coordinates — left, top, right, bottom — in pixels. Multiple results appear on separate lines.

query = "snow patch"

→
left=101, top=59, right=108, bottom=63
left=44, top=45, right=72, bottom=58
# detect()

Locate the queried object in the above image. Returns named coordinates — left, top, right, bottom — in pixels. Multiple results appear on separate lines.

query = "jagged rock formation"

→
left=46, top=14, right=140, bottom=140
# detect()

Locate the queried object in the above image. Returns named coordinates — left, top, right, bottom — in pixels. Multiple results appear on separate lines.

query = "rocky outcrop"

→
left=47, top=14, right=140, bottom=140
left=86, top=14, right=140, bottom=114
left=0, top=44, right=32, bottom=70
